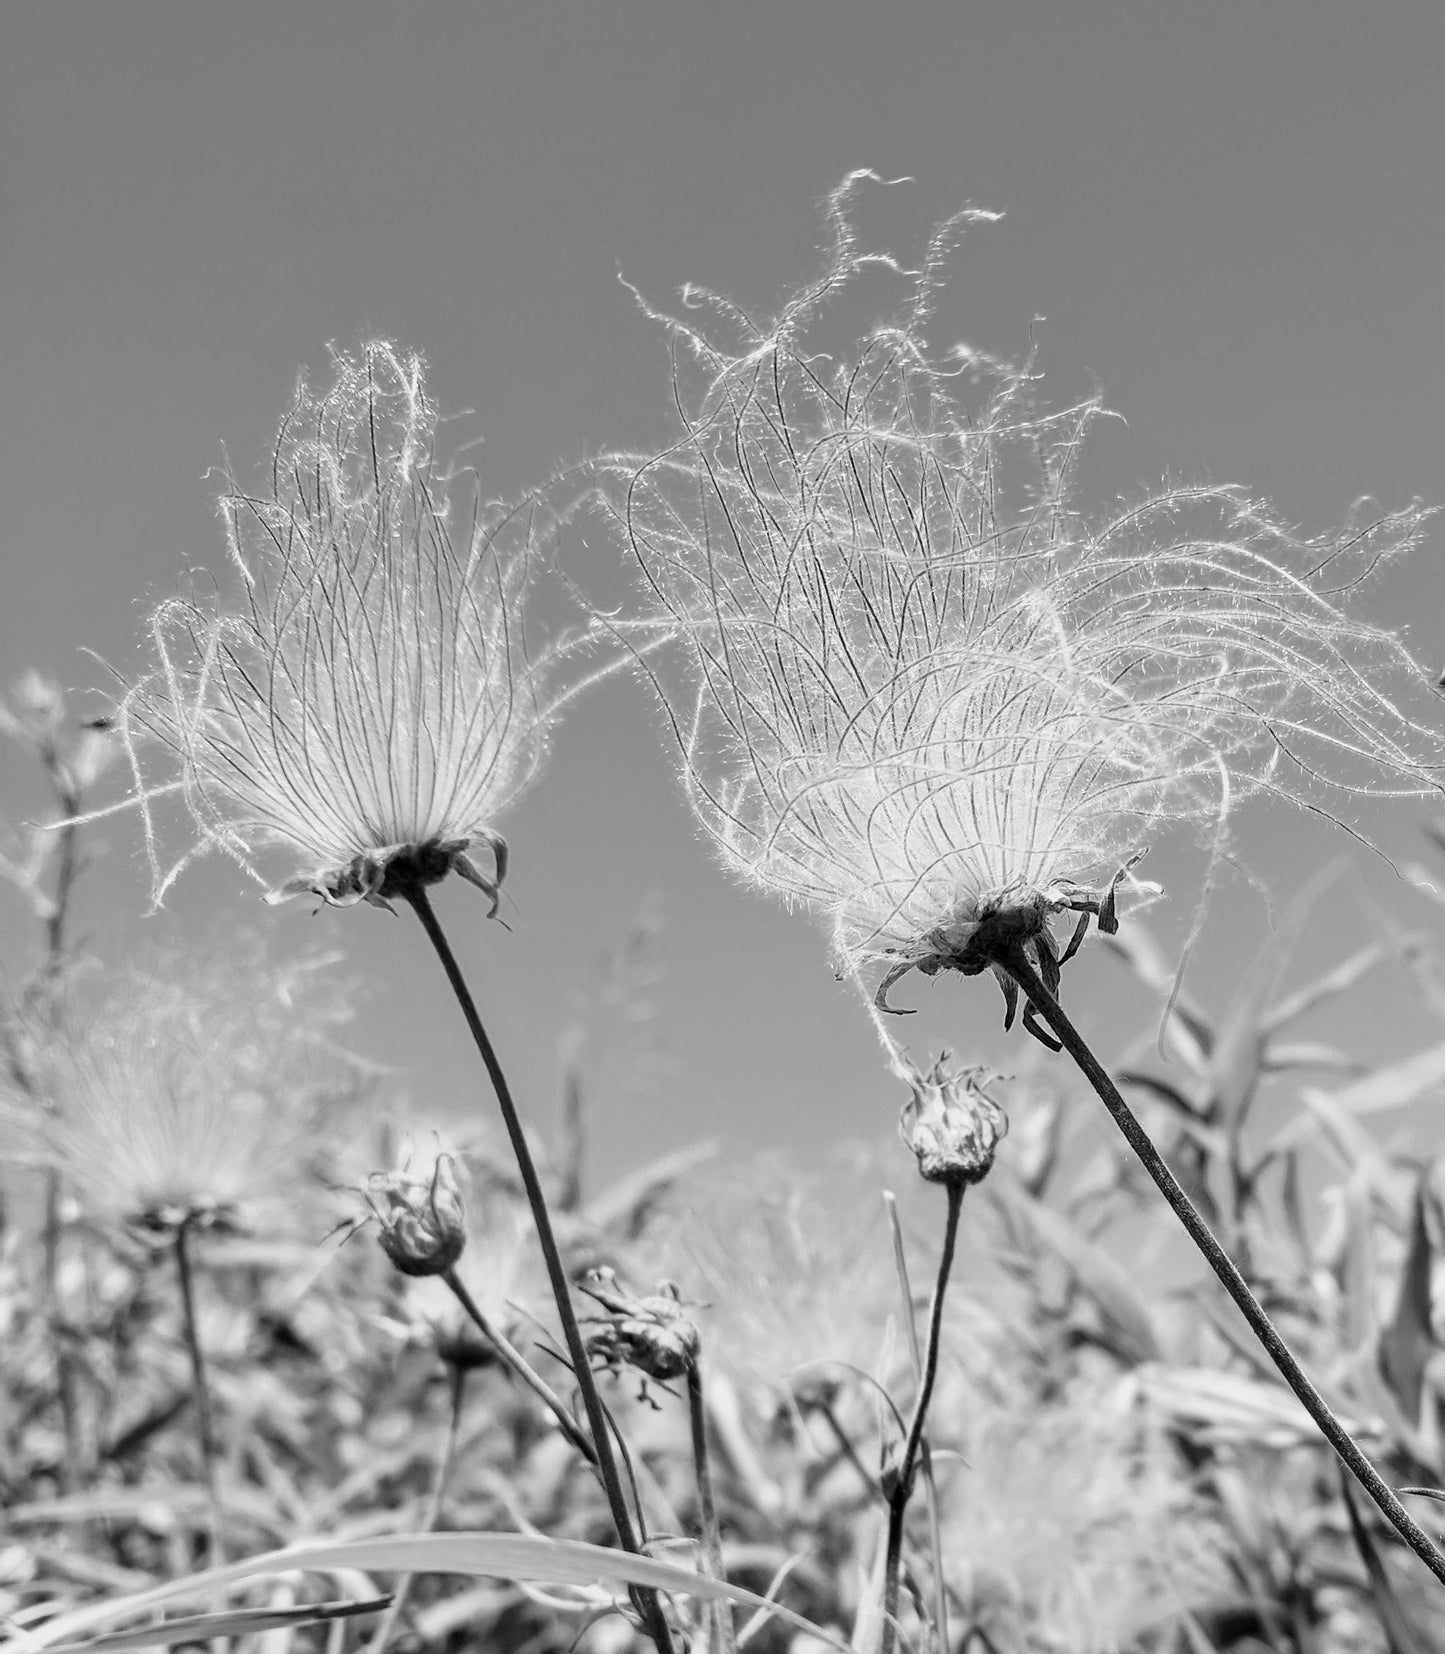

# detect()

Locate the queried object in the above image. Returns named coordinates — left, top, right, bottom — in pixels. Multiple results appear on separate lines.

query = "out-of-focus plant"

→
left=6, top=860, right=1445, bottom=1648
left=1, top=672, right=117, bottom=1490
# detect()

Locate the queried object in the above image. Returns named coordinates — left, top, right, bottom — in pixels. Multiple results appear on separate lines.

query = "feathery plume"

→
left=600, top=174, right=1443, bottom=1036
left=117, top=342, right=580, bottom=911
left=34, top=939, right=348, bottom=1233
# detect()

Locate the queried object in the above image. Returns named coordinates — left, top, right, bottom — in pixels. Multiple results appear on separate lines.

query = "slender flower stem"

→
left=442, top=1268, right=598, bottom=1466
left=40, top=792, right=84, bottom=1491
left=173, top=1215, right=223, bottom=1565
left=366, top=1364, right=468, bottom=1654
left=402, top=887, right=676, bottom=1654
left=817, top=1399, right=881, bottom=1501
left=883, top=1192, right=950, bottom=1654
left=42, top=1164, right=80, bottom=1494
left=999, top=944, right=1445, bottom=1589
left=881, top=1182, right=964, bottom=1654
left=686, top=1359, right=736, bottom=1654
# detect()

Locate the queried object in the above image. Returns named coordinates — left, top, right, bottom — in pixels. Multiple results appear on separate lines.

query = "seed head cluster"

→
left=119, top=342, right=574, bottom=911
left=600, top=175, right=1443, bottom=1014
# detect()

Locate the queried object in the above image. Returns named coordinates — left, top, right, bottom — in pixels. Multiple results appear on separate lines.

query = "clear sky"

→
left=3, top=1, right=1444, bottom=1190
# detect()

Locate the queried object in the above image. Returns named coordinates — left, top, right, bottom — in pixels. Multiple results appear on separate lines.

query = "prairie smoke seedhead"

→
left=602, top=175, right=1443, bottom=1040
left=47, top=1000, right=297, bottom=1237
left=118, top=342, right=580, bottom=911
left=30, top=936, right=350, bottom=1236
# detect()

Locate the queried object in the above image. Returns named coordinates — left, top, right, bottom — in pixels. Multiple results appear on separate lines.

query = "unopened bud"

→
left=368, top=1154, right=467, bottom=1278
left=899, top=1052, right=1006, bottom=1187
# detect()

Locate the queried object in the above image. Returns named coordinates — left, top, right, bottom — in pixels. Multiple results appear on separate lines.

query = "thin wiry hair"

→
left=117, top=342, right=579, bottom=906
left=601, top=174, right=1443, bottom=991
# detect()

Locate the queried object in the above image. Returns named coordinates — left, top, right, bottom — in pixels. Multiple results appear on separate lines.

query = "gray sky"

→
left=3, top=1, right=1444, bottom=1188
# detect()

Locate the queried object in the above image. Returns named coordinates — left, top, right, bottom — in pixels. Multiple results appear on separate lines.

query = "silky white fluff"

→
left=602, top=175, right=1443, bottom=990
left=118, top=342, right=578, bottom=908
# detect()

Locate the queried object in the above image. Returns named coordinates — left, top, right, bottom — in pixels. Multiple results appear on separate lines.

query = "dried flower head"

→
left=581, top=1268, right=700, bottom=1392
left=601, top=174, right=1443, bottom=1037
left=117, top=342, right=581, bottom=910
left=899, top=1051, right=1006, bottom=1187
left=364, top=1149, right=468, bottom=1279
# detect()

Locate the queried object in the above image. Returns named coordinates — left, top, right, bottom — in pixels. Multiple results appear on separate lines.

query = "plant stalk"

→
left=686, top=1358, right=735, bottom=1654
left=999, top=943, right=1445, bottom=1589
left=403, top=887, right=675, bottom=1654
left=174, top=1214, right=223, bottom=1565
left=41, top=796, right=84, bottom=1490
left=881, top=1181, right=964, bottom=1653
left=883, top=1192, right=950, bottom=1654
left=366, top=1363, right=468, bottom=1654
left=442, top=1268, right=598, bottom=1466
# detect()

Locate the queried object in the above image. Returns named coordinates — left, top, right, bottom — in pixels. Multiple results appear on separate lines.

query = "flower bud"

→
left=368, top=1153, right=467, bottom=1278
left=899, top=1052, right=1007, bottom=1188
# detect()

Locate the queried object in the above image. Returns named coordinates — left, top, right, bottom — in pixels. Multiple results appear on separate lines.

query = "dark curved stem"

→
left=174, top=1215, right=223, bottom=1565
left=881, top=1182, right=964, bottom=1652
left=999, top=944, right=1445, bottom=1590
left=403, top=887, right=675, bottom=1653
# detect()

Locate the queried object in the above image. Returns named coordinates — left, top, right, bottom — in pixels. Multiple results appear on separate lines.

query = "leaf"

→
left=1292, top=1088, right=1394, bottom=1193
left=1262, top=941, right=1394, bottom=1035
left=1332, top=1163, right=1384, bottom=1355
left=1102, top=926, right=1214, bottom=1061
left=1259, top=1041, right=1358, bottom=1077
left=1378, top=1170, right=1437, bottom=1430
left=993, top=1178, right=1161, bottom=1364
left=1206, top=863, right=1348, bottom=1135
left=1132, top=1365, right=1371, bottom=1451
left=14, top=1532, right=848, bottom=1653
left=848, top=1520, right=888, bottom=1654
left=1331, top=1042, right=1445, bottom=1116
left=1113, top=1072, right=1206, bottom=1121
left=1338, top=1470, right=1427, bottom=1654
left=39, top=1597, right=390, bottom=1654
left=1173, top=1611, right=1221, bottom=1654
left=585, top=1141, right=718, bottom=1238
